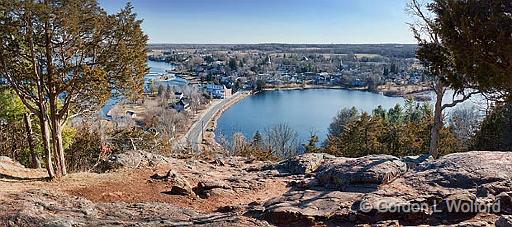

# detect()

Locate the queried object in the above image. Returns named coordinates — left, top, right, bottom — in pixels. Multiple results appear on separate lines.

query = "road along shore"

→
left=181, top=92, right=251, bottom=153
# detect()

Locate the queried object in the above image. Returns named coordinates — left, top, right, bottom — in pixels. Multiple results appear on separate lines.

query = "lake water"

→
left=215, top=88, right=488, bottom=145
left=215, top=89, right=407, bottom=144
left=145, top=61, right=187, bottom=91
left=100, top=60, right=182, bottom=118
left=148, top=60, right=175, bottom=73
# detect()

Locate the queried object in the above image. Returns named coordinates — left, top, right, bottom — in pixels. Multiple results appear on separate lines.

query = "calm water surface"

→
left=101, top=60, right=180, bottom=118
left=215, top=89, right=406, bottom=143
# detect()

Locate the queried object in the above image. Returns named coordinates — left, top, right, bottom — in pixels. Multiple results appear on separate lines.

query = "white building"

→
left=205, top=84, right=232, bottom=99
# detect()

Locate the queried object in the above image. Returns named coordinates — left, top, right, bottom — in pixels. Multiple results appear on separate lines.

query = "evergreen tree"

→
left=252, top=131, right=264, bottom=149
left=0, top=1, right=148, bottom=178
left=228, top=58, right=238, bottom=70
left=323, top=102, right=456, bottom=158
left=305, top=135, right=320, bottom=153
left=472, top=103, right=512, bottom=151
left=431, top=0, right=512, bottom=99
left=372, top=105, right=387, bottom=120
left=388, top=104, right=404, bottom=124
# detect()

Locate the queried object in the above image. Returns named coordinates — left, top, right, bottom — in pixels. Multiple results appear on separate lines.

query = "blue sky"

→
left=99, top=0, right=416, bottom=44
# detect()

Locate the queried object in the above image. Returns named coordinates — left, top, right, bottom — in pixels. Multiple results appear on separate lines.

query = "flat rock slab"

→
left=275, top=153, right=337, bottom=175
left=0, top=189, right=270, bottom=227
left=260, top=190, right=362, bottom=226
left=412, top=151, right=512, bottom=189
left=315, top=155, right=407, bottom=191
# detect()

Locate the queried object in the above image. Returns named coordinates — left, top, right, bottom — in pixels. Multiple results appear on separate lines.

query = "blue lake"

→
left=215, top=89, right=407, bottom=144
left=215, top=88, right=487, bottom=144
left=148, top=60, right=175, bottom=73
left=100, top=60, right=181, bottom=118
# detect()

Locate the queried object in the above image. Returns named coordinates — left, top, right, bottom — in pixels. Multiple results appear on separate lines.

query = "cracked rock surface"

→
left=1, top=151, right=511, bottom=226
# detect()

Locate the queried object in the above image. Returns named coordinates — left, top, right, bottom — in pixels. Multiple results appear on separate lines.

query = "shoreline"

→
left=199, top=92, right=251, bottom=150
left=261, top=84, right=433, bottom=101
left=205, top=85, right=433, bottom=149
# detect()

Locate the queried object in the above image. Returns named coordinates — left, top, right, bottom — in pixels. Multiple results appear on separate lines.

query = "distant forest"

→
left=148, top=43, right=418, bottom=59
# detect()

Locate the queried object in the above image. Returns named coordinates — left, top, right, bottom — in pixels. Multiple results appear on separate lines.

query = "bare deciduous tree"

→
left=265, top=123, right=300, bottom=159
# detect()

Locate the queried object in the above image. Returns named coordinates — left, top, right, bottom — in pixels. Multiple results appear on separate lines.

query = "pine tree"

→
left=0, top=1, right=148, bottom=178
left=305, top=135, right=320, bottom=153
left=252, top=131, right=263, bottom=149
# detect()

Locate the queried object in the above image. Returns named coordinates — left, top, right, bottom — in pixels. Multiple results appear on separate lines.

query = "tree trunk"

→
left=54, top=121, right=67, bottom=176
left=49, top=96, right=67, bottom=177
left=10, top=128, right=17, bottom=160
left=26, top=10, right=53, bottom=179
left=23, top=113, right=40, bottom=169
left=429, top=81, right=445, bottom=159
left=38, top=113, right=55, bottom=178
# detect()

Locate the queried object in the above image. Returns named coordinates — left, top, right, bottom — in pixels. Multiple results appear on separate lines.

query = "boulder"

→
left=496, top=192, right=512, bottom=214
left=315, top=155, right=407, bottom=190
left=436, top=192, right=477, bottom=214
left=275, top=153, right=337, bottom=175
left=259, top=190, right=361, bottom=225
left=262, top=205, right=315, bottom=226
left=496, top=215, right=512, bottom=227
left=194, top=180, right=233, bottom=198
left=401, top=154, right=433, bottom=170
left=414, top=151, right=512, bottom=189
left=351, top=194, right=430, bottom=225
left=0, top=156, right=27, bottom=169
left=160, top=170, right=196, bottom=197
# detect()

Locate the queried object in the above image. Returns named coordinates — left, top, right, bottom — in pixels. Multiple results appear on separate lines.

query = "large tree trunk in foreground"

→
left=49, top=95, right=67, bottom=176
left=23, top=113, right=40, bottom=169
left=38, top=113, right=55, bottom=178
left=430, top=86, right=444, bottom=159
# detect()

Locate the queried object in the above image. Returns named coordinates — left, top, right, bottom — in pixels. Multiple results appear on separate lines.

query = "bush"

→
left=472, top=103, right=512, bottom=151
left=65, top=124, right=103, bottom=173
left=228, top=132, right=277, bottom=161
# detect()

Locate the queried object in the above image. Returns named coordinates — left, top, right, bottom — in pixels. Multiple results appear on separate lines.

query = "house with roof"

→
left=171, top=99, right=190, bottom=112
left=205, top=84, right=232, bottom=99
left=174, top=91, right=184, bottom=100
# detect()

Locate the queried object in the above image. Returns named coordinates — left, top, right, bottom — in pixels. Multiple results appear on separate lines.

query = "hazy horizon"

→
left=100, top=0, right=417, bottom=45
left=146, top=42, right=417, bottom=45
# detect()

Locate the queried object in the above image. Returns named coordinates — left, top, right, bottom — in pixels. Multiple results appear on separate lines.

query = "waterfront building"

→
left=205, top=83, right=232, bottom=99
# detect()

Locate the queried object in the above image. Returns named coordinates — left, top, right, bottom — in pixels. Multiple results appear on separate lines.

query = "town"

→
left=147, top=44, right=432, bottom=107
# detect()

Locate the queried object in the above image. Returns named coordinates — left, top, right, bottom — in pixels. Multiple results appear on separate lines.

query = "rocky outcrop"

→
left=315, top=155, right=407, bottom=191
left=3, top=151, right=511, bottom=226
left=274, top=153, right=337, bottom=175
left=496, top=215, right=512, bottom=227
left=153, top=170, right=197, bottom=197
left=0, top=189, right=270, bottom=226
left=103, top=150, right=173, bottom=170
left=255, top=152, right=511, bottom=226
left=0, top=156, right=47, bottom=180
left=413, top=151, right=512, bottom=189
